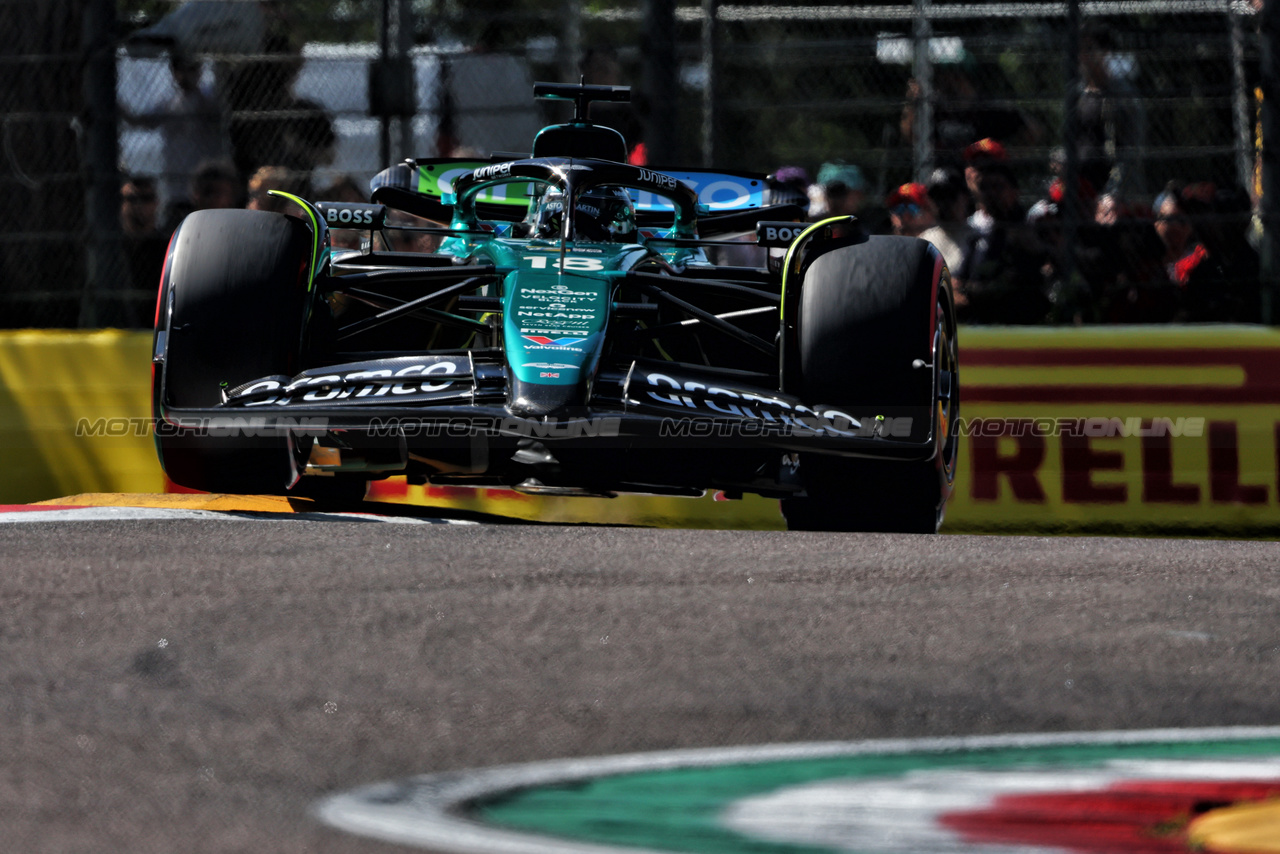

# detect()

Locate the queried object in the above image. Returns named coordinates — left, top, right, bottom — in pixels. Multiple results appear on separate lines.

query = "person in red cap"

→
left=885, top=182, right=935, bottom=238
left=963, top=137, right=1007, bottom=163
left=962, top=137, right=1007, bottom=203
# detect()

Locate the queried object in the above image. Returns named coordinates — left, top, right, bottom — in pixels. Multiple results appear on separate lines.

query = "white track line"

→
left=0, top=506, right=475, bottom=524
left=314, top=726, right=1280, bottom=854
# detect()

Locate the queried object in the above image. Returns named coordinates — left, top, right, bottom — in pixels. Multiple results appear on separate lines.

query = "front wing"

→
left=155, top=355, right=939, bottom=461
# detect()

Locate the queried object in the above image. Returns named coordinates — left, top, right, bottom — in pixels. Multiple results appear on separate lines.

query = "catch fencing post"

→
left=562, top=0, right=582, bottom=90
left=1060, top=0, right=1083, bottom=308
left=373, top=0, right=415, bottom=167
left=643, top=0, right=678, bottom=165
left=1232, top=2, right=1254, bottom=194
left=911, top=0, right=933, bottom=182
left=1262, top=0, right=1280, bottom=324
left=79, top=0, right=131, bottom=328
left=701, top=0, right=719, bottom=167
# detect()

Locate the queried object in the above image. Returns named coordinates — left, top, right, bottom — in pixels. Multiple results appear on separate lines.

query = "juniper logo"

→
left=637, top=167, right=677, bottom=189
left=472, top=162, right=512, bottom=181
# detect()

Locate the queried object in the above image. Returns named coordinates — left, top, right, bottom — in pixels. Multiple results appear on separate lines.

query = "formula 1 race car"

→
left=152, top=82, right=958, bottom=532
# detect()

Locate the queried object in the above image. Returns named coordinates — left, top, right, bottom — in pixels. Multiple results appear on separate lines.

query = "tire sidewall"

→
left=153, top=209, right=316, bottom=493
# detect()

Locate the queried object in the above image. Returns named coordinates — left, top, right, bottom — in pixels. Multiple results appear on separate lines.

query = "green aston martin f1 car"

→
left=152, top=82, right=958, bottom=532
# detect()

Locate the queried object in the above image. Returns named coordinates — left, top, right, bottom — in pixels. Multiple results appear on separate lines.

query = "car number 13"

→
left=524, top=255, right=605, bottom=271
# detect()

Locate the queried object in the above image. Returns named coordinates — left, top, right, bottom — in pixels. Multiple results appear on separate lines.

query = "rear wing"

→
left=377, top=158, right=767, bottom=216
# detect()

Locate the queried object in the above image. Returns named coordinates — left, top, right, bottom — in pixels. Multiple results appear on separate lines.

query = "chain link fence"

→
left=0, top=0, right=1267, bottom=328
left=1, top=1, right=91, bottom=328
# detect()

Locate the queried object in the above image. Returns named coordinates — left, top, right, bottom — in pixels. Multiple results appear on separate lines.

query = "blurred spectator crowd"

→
left=123, top=21, right=1262, bottom=327
left=117, top=40, right=362, bottom=295
left=768, top=143, right=1260, bottom=326
left=764, top=23, right=1262, bottom=325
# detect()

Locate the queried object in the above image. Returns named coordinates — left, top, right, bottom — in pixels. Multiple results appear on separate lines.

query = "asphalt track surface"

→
left=2, top=509, right=1279, bottom=853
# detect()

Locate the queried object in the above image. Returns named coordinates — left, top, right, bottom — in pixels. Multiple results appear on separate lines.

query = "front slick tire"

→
left=782, top=236, right=958, bottom=533
left=154, top=208, right=313, bottom=495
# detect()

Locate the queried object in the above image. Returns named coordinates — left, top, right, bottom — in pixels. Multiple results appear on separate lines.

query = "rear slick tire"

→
left=781, top=236, right=959, bottom=533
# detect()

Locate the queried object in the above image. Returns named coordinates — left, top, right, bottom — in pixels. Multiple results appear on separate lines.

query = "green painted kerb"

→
left=475, top=737, right=1280, bottom=854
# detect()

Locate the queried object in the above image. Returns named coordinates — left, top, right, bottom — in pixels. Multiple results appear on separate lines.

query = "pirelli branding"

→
left=946, top=329, right=1280, bottom=532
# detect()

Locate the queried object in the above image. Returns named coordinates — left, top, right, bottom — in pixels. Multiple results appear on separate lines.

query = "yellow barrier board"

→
left=947, top=325, right=1280, bottom=534
left=0, top=330, right=164, bottom=504
left=363, top=479, right=786, bottom=529
left=2, top=326, right=1279, bottom=534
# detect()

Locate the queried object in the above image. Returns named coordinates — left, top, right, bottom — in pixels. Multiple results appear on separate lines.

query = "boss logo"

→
left=326, top=208, right=374, bottom=225
left=756, top=221, right=806, bottom=247
left=318, top=203, right=384, bottom=228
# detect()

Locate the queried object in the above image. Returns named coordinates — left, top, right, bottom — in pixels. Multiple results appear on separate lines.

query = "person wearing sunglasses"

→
left=885, top=182, right=936, bottom=238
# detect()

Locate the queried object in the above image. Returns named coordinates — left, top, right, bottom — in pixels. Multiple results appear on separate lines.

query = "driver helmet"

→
left=529, top=185, right=637, bottom=243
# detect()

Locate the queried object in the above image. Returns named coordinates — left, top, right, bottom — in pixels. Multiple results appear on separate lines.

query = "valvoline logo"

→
left=523, top=335, right=587, bottom=347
